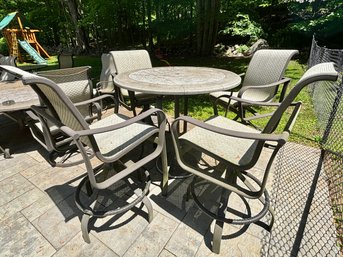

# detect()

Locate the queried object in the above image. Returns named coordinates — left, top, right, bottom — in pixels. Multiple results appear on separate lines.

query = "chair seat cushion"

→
left=179, top=116, right=260, bottom=166
left=89, top=113, right=157, bottom=158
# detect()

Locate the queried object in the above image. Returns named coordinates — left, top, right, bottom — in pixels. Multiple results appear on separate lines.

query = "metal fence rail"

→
left=263, top=36, right=342, bottom=256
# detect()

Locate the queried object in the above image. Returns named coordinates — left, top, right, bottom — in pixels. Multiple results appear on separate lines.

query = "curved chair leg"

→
left=212, top=97, right=219, bottom=116
left=1, top=146, right=11, bottom=159
left=142, top=195, right=154, bottom=223
left=212, top=188, right=230, bottom=254
left=81, top=214, right=91, bottom=243
left=134, top=188, right=153, bottom=223
left=213, top=220, right=224, bottom=254
left=161, top=142, right=169, bottom=196
left=185, top=184, right=192, bottom=201
left=3, top=148, right=11, bottom=158
left=85, top=180, right=93, bottom=197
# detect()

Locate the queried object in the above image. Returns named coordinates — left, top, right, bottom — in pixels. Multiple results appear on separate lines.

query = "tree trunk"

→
left=196, top=0, right=220, bottom=56
left=147, top=0, right=154, bottom=51
left=63, top=0, right=88, bottom=54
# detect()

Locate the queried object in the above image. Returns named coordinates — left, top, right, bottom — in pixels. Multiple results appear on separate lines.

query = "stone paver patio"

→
left=0, top=107, right=340, bottom=257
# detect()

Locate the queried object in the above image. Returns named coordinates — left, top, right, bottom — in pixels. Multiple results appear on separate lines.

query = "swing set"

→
left=0, top=11, right=50, bottom=63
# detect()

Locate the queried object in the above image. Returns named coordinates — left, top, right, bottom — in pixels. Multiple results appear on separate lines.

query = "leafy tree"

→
left=288, top=0, right=343, bottom=45
left=220, top=13, right=264, bottom=44
left=0, top=0, right=341, bottom=56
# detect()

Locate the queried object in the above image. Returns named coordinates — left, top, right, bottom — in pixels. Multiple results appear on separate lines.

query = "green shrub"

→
left=221, top=14, right=264, bottom=44
left=0, top=37, right=9, bottom=55
left=236, top=44, right=249, bottom=54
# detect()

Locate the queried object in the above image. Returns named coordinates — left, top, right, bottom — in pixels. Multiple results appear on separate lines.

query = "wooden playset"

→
left=0, top=11, right=50, bottom=63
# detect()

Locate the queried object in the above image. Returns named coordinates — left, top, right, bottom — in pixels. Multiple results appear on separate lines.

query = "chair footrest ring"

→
left=74, top=169, right=151, bottom=218
left=190, top=173, right=271, bottom=226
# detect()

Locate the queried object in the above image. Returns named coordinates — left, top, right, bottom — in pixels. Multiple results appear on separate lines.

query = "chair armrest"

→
left=74, top=94, right=118, bottom=108
left=31, top=105, right=166, bottom=150
left=26, top=109, right=40, bottom=121
left=61, top=108, right=166, bottom=138
left=96, top=80, right=114, bottom=90
left=238, top=77, right=291, bottom=98
left=171, top=116, right=288, bottom=144
left=222, top=95, right=283, bottom=107
left=74, top=94, right=119, bottom=121
left=278, top=77, right=291, bottom=102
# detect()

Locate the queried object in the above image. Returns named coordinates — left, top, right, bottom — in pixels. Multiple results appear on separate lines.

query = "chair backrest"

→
left=242, top=49, right=299, bottom=101
left=58, top=54, right=74, bottom=69
left=0, top=65, right=95, bottom=148
left=37, top=66, right=93, bottom=118
left=263, top=62, right=338, bottom=135
left=99, top=53, right=116, bottom=91
left=0, top=56, right=17, bottom=81
left=109, top=50, right=152, bottom=96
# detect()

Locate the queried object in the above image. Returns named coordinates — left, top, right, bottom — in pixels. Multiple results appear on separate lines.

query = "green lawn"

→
left=43, top=54, right=320, bottom=147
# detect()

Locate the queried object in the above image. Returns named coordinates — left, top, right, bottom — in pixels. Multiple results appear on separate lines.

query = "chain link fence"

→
left=308, top=36, right=342, bottom=254
left=263, top=36, right=342, bottom=256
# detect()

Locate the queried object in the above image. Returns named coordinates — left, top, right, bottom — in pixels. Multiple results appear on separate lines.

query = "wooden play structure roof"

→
left=0, top=11, right=49, bottom=63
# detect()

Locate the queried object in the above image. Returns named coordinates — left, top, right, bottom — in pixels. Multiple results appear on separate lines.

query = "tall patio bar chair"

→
left=58, top=53, right=74, bottom=69
left=210, top=49, right=298, bottom=123
left=94, top=53, right=116, bottom=95
left=0, top=64, right=167, bottom=243
left=92, top=53, right=119, bottom=110
left=110, top=50, right=160, bottom=116
left=26, top=66, right=114, bottom=166
left=171, top=62, right=338, bottom=253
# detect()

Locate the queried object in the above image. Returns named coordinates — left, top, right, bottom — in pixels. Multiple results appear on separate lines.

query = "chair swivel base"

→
left=188, top=172, right=274, bottom=254
left=75, top=168, right=153, bottom=243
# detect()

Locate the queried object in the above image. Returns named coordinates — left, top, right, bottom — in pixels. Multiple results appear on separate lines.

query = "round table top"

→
left=113, top=66, right=241, bottom=96
left=0, top=80, right=39, bottom=112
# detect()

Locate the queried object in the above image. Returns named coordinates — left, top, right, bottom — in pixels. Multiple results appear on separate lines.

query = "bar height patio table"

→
left=114, top=66, right=241, bottom=180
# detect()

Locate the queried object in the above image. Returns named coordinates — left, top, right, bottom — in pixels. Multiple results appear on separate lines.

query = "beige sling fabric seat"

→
left=210, top=49, right=298, bottom=123
left=171, top=62, right=338, bottom=253
left=110, top=50, right=160, bottom=115
left=0, top=64, right=167, bottom=243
